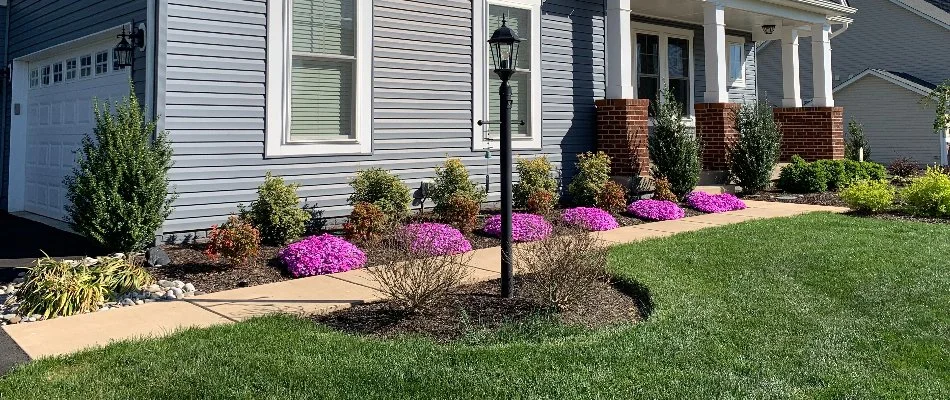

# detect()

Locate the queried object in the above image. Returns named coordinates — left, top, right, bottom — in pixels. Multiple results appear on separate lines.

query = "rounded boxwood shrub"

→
left=901, top=167, right=950, bottom=217
left=627, top=200, right=685, bottom=221
left=568, top=152, right=612, bottom=207
left=482, top=213, right=553, bottom=242
left=241, top=172, right=311, bottom=245
left=348, top=168, right=411, bottom=218
left=561, top=207, right=618, bottom=231
left=840, top=180, right=895, bottom=213
left=400, top=223, right=472, bottom=256
left=685, top=192, right=747, bottom=213
left=514, top=156, right=559, bottom=211
left=279, top=234, right=366, bottom=278
left=777, top=156, right=830, bottom=193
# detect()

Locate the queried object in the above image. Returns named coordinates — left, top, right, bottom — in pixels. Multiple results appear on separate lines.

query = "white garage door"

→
left=24, top=40, right=130, bottom=221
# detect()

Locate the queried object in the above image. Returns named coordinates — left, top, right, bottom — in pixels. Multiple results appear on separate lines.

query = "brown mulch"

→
left=312, top=276, right=646, bottom=342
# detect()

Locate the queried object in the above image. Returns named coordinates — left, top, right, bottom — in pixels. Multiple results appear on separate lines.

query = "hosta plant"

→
left=400, top=223, right=472, bottom=256
left=627, top=200, right=685, bottom=221
left=206, top=215, right=261, bottom=267
left=561, top=207, right=618, bottom=231
left=482, top=213, right=553, bottom=242
left=685, top=192, right=747, bottom=213
left=279, top=234, right=366, bottom=278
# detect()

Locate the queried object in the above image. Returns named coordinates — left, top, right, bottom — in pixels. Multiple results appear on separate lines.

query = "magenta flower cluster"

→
left=400, top=223, right=473, bottom=256
left=482, top=213, right=553, bottom=242
left=561, top=207, right=619, bottom=231
left=627, top=200, right=686, bottom=221
left=279, top=234, right=366, bottom=278
left=685, top=192, right=747, bottom=213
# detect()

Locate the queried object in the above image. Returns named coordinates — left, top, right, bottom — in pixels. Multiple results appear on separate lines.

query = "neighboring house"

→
left=0, top=0, right=855, bottom=241
left=759, top=0, right=950, bottom=165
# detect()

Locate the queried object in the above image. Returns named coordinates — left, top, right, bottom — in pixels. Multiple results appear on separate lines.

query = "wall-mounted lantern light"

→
left=114, top=24, right=146, bottom=69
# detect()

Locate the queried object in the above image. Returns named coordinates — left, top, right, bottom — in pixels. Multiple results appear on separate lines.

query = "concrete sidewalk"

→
left=1, top=201, right=847, bottom=362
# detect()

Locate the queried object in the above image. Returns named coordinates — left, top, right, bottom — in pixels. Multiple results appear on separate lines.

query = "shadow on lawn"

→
left=613, top=279, right=655, bottom=320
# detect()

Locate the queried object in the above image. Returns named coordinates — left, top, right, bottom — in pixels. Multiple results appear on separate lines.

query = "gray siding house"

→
left=759, top=0, right=950, bottom=165
left=0, top=0, right=856, bottom=240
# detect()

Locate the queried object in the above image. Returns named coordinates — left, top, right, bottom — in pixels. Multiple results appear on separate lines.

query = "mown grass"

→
left=1, top=213, right=947, bottom=399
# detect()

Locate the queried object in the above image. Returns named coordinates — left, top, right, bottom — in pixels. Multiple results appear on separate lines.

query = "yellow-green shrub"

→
left=840, top=180, right=895, bottom=213
left=901, top=167, right=950, bottom=217
left=514, top=156, right=559, bottom=210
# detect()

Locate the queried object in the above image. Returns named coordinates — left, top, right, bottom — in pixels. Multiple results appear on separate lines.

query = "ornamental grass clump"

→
left=279, top=234, right=366, bottom=278
left=627, top=200, right=685, bottom=221
left=400, top=223, right=472, bottom=256
left=561, top=207, right=618, bottom=231
left=685, top=192, right=747, bottom=213
left=482, top=213, right=553, bottom=242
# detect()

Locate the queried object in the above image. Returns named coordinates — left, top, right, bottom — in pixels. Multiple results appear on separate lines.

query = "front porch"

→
left=597, top=0, right=855, bottom=180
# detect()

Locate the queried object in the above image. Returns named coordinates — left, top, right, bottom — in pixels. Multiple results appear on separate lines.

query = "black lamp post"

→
left=487, top=16, right=523, bottom=298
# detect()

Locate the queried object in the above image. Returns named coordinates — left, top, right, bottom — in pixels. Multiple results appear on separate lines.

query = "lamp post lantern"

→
left=487, top=16, right=523, bottom=298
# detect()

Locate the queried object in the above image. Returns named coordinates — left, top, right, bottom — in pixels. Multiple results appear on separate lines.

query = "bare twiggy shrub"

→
left=515, top=230, right=608, bottom=310
left=368, top=236, right=472, bottom=313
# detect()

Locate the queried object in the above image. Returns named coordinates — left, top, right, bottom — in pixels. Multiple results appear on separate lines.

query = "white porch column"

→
left=781, top=29, right=802, bottom=107
left=703, top=2, right=729, bottom=103
left=811, top=23, right=835, bottom=107
left=605, top=0, right=634, bottom=99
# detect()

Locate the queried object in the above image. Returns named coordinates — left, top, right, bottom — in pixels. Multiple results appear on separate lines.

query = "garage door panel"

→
left=24, top=40, right=131, bottom=222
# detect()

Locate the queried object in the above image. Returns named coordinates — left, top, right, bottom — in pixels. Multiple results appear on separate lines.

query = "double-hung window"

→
left=266, top=0, right=372, bottom=156
left=632, top=23, right=694, bottom=119
left=727, top=37, right=747, bottom=87
left=474, top=0, right=542, bottom=150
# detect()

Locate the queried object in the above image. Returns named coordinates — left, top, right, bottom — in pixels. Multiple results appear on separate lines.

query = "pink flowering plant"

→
left=400, top=223, right=473, bottom=256
left=685, top=192, right=747, bottom=213
left=561, top=207, right=618, bottom=231
left=279, top=234, right=367, bottom=278
left=627, top=200, right=686, bottom=221
left=483, top=213, right=553, bottom=242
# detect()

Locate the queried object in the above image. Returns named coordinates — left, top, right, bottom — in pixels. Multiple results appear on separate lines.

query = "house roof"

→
left=832, top=69, right=936, bottom=96
left=923, top=0, right=950, bottom=13
left=890, top=0, right=950, bottom=29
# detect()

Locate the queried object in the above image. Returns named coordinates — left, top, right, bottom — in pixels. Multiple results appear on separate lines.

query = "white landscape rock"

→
left=184, top=283, right=196, bottom=293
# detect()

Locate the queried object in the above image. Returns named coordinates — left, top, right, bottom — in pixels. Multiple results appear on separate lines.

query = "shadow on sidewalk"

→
left=0, top=212, right=104, bottom=279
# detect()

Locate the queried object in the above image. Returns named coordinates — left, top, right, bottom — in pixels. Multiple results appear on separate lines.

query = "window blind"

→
left=488, top=5, right=531, bottom=138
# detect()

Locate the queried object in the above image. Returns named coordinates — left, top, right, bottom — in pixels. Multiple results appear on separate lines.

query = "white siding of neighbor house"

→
left=759, top=0, right=950, bottom=104
left=837, top=75, right=940, bottom=165
left=159, top=0, right=608, bottom=236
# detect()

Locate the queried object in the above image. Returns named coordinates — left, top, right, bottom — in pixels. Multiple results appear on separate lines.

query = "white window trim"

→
left=727, top=35, right=746, bottom=88
left=631, top=22, right=695, bottom=123
left=472, top=0, right=543, bottom=151
left=265, top=0, right=373, bottom=157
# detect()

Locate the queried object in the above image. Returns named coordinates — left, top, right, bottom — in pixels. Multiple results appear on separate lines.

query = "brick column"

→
left=595, top=99, right=650, bottom=177
left=695, top=103, right=740, bottom=171
left=774, top=107, right=845, bottom=161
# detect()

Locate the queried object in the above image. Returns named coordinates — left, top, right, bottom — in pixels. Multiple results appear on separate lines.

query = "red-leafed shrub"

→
left=206, top=215, right=261, bottom=267
left=443, top=194, right=481, bottom=234
left=344, top=202, right=390, bottom=243
left=526, top=189, right=556, bottom=215
left=596, top=181, right=627, bottom=214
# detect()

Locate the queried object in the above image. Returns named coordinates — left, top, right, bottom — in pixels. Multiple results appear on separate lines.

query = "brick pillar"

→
left=774, top=107, right=845, bottom=161
left=595, top=99, right=650, bottom=177
left=695, top=103, right=740, bottom=171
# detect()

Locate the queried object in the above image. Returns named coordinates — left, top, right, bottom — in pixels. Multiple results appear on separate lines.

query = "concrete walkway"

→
left=1, top=201, right=847, bottom=362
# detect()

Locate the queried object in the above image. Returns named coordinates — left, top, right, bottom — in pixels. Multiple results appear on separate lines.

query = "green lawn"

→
left=1, top=213, right=948, bottom=399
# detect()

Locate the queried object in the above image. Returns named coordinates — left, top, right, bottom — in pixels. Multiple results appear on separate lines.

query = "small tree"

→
left=922, top=79, right=950, bottom=134
left=729, top=102, right=782, bottom=194
left=649, top=89, right=700, bottom=199
left=844, top=118, right=870, bottom=161
left=65, top=87, right=175, bottom=252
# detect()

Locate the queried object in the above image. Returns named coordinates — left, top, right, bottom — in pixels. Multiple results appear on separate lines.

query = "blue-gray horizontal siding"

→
left=1, top=0, right=148, bottom=211
left=161, top=0, right=606, bottom=234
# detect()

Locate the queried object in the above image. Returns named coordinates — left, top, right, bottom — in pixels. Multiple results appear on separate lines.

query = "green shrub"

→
left=844, top=119, right=871, bottom=161
left=778, top=156, right=829, bottom=193
left=343, top=202, right=390, bottom=243
left=901, top=167, right=950, bottom=217
left=649, top=89, right=700, bottom=199
left=431, top=159, right=485, bottom=216
left=596, top=181, right=627, bottom=214
left=729, top=102, right=782, bottom=194
left=206, top=215, right=261, bottom=266
left=240, top=172, right=311, bottom=245
left=348, top=168, right=411, bottom=218
left=568, top=152, right=612, bottom=206
left=514, top=156, right=559, bottom=210
left=840, top=180, right=895, bottom=213
left=64, top=88, right=176, bottom=252
left=14, top=254, right=153, bottom=319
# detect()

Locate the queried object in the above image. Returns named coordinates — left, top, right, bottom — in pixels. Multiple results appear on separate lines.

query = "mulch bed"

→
left=747, top=191, right=950, bottom=225
left=155, top=205, right=710, bottom=295
left=312, top=276, right=646, bottom=342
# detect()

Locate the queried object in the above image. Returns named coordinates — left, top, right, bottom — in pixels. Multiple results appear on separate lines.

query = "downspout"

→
left=1, top=0, right=11, bottom=210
